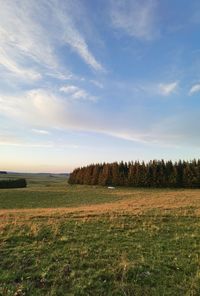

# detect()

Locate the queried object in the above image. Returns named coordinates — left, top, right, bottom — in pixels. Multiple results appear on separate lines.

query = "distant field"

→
left=0, top=173, right=126, bottom=209
left=1, top=173, right=200, bottom=295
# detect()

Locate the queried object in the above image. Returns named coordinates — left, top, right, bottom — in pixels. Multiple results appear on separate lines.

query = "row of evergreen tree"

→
left=0, top=178, right=27, bottom=189
left=68, top=160, right=200, bottom=188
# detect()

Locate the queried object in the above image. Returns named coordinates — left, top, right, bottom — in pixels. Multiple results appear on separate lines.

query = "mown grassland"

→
left=1, top=173, right=200, bottom=295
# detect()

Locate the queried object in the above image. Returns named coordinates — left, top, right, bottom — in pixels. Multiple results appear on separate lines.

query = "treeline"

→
left=68, top=160, right=200, bottom=188
left=0, top=179, right=27, bottom=189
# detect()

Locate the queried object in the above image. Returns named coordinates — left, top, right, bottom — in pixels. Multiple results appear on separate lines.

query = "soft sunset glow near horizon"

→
left=1, top=0, right=200, bottom=173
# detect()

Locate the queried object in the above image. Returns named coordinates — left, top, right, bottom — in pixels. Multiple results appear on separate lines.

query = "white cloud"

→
left=0, top=48, right=41, bottom=81
left=0, top=130, right=79, bottom=150
left=60, top=84, right=97, bottom=101
left=90, top=80, right=104, bottom=88
left=158, top=81, right=178, bottom=96
left=0, top=0, right=103, bottom=85
left=72, top=89, right=97, bottom=101
left=0, top=141, right=53, bottom=148
left=0, top=89, right=68, bottom=129
left=50, top=1, right=104, bottom=72
left=72, top=90, right=88, bottom=99
left=2, top=87, right=198, bottom=148
left=46, top=71, right=74, bottom=81
left=0, top=89, right=141, bottom=143
left=49, top=0, right=104, bottom=71
left=63, top=30, right=103, bottom=71
left=117, top=80, right=179, bottom=97
left=32, top=129, right=50, bottom=135
left=103, top=130, right=148, bottom=143
left=189, top=83, right=200, bottom=95
left=0, top=2, right=57, bottom=75
left=0, top=132, right=52, bottom=148
left=60, top=85, right=79, bottom=93
left=110, top=0, right=158, bottom=40
left=0, top=139, right=79, bottom=149
left=0, top=88, right=99, bottom=137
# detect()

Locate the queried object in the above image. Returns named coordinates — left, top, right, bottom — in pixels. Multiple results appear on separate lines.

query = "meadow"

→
left=1, top=173, right=200, bottom=295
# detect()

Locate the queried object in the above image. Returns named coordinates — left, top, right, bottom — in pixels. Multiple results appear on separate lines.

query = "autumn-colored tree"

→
left=68, top=160, right=200, bottom=188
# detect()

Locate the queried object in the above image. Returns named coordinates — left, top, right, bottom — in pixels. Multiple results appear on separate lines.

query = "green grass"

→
left=1, top=173, right=200, bottom=295
left=0, top=187, right=123, bottom=209
left=1, top=213, right=200, bottom=295
left=0, top=173, right=124, bottom=209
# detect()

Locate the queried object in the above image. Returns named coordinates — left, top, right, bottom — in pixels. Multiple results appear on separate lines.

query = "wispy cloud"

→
left=0, top=89, right=68, bottom=129
left=32, top=129, right=50, bottom=135
left=90, top=80, right=104, bottom=88
left=0, top=0, right=103, bottom=86
left=0, top=132, right=52, bottom=148
left=0, top=47, right=41, bottom=81
left=0, top=139, right=78, bottom=149
left=1, top=87, right=196, bottom=148
left=117, top=80, right=179, bottom=97
left=158, top=81, right=178, bottom=96
left=60, top=84, right=98, bottom=101
left=63, top=29, right=103, bottom=71
left=0, top=141, right=53, bottom=148
left=0, top=88, right=101, bottom=137
left=50, top=0, right=104, bottom=71
left=0, top=2, right=58, bottom=78
left=0, top=88, right=139, bottom=142
left=110, top=0, right=158, bottom=40
left=189, top=83, right=200, bottom=95
left=60, top=85, right=79, bottom=93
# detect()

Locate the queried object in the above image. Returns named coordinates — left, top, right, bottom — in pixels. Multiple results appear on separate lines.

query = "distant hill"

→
left=6, top=172, right=69, bottom=176
left=0, top=171, right=7, bottom=174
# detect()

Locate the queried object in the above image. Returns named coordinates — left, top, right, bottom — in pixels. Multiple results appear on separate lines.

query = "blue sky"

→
left=1, top=0, right=200, bottom=172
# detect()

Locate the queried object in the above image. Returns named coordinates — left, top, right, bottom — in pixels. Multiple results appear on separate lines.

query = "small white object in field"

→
left=108, top=186, right=115, bottom=189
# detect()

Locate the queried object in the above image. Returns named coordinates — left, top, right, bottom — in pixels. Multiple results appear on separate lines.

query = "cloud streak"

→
left=110, top=0, right=158, bottom=40
left=1, top=87, right=199, bottom=148
left=50, top=0, right=104, bottom=71
left=158, top=81, right=178, bottom=96
left=189, top=83, right=200, bottom=95
left=60, top=84, right=98, bottom=101
left=0, top=0, right=103, bottom=86
left=32, top=129, right=51, bottom=135
left=0, top=47, right=41, bottom=81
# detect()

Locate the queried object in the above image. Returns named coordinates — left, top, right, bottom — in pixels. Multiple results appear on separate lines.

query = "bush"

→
left=0, top=179, right=27, bottom=189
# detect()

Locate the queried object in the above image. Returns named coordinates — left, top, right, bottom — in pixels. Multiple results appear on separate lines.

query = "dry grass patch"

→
left=0, top=189, right=200, bottom=227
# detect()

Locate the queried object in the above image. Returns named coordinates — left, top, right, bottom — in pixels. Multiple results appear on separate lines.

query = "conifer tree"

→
left=68, top=159, right=200, bottom=188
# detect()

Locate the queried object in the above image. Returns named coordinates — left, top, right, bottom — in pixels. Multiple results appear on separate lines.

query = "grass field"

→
left=1, top=174, right=200, bottom=295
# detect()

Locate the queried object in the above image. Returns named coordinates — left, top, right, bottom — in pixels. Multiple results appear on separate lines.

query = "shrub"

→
left=0, top=179, right=27, bottom=189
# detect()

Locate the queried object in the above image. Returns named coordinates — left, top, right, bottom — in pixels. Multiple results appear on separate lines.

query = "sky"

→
left=1, top=0, right=200, bottom=173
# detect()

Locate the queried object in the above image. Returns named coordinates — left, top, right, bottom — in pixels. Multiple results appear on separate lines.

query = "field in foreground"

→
left=1, top=174, right=200, bottom=295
